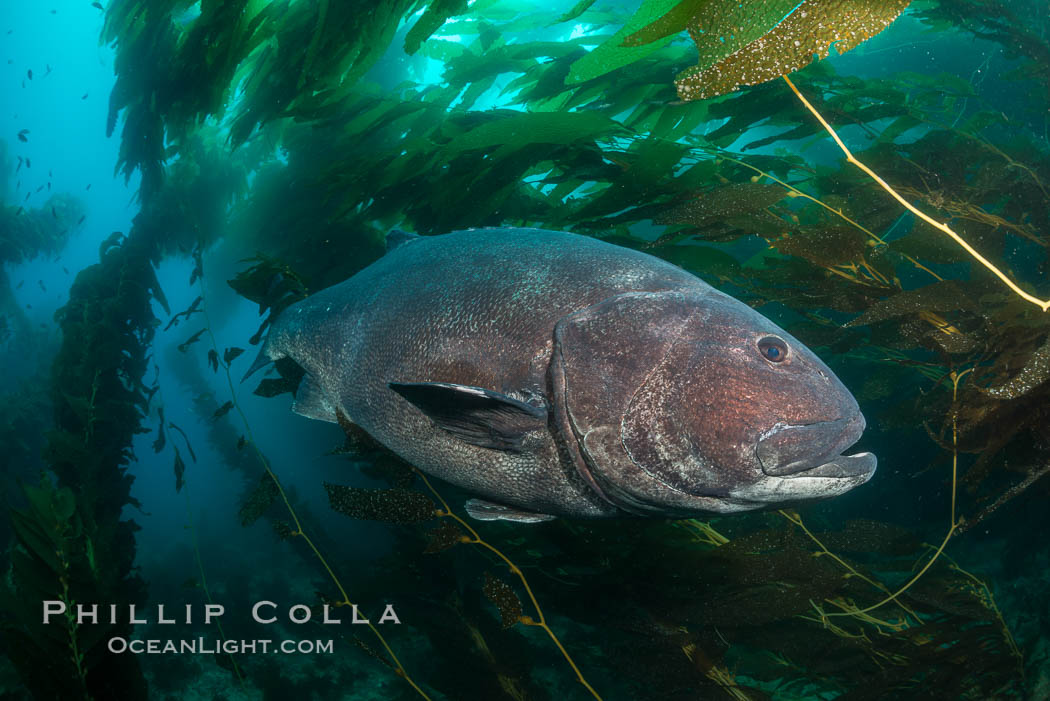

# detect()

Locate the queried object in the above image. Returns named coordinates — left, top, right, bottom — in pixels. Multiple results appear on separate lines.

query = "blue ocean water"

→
left=1, top=2, right=1048, bottom=700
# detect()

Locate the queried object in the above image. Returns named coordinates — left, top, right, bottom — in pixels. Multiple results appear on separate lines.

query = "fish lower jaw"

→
left=781, top=451, right=877, bottom=479
left=728, top=454, right=877, bottom=504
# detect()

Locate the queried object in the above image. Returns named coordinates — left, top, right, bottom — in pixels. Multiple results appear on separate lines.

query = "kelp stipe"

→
left=322, top=442, right=603, bottom=698
left=2, top=478, right=92, bottom=699
left=415, top=469, right=603, bottom=699
left=1, top=230, right=158, bottom=700
left=782, top=74, right=1050, bottom=311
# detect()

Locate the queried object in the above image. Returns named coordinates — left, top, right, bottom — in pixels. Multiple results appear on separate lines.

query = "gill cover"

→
left=550, top=291, right=721, bottom=515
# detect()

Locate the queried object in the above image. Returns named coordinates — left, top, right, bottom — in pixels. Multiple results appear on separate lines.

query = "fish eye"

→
left=757, top=336, right=788, bottom=363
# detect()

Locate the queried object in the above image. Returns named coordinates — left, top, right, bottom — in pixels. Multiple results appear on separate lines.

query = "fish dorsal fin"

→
left=464, top=498, right=556, bottom=523
left=388, top=381, right=547, bottom=452
left=385, top=229, right=421, bottom=253
left=292, top=373, right=338, bottom=423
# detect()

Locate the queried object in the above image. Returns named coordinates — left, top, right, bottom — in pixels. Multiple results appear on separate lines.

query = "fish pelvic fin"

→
left=464, top=499, right=556, bottom=523
left=291, top=373, right=338, bottom=424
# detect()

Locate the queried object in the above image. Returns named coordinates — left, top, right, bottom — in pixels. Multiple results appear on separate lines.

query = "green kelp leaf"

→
left=146, top=263, right=170, bottom=315
left=152, top=407, right=166, bottom=453
left=787, top=319, right=864, bottom=353
left=223, top=346, right=245, bottom=365
left=878, top=114, right=924, bottom=144
left=721, top=211, right=790, bottom=240
left=85, top=536, right=97, bottom=576
left=845, top=280, right=976, bottom=328
left=574, top=137, right=691, bottom=222
left=441, top=111, right=626, bottom=158
left=482, top=572, right=523, bottom=628
left=650, top=100, right=711, bottom=141
left=164, top=296, right=202, bottom=331
left=9, top=509, right=60, bottom=571
left=860, top=373, right=895, bottom=401
left=567, top=0, right=682, bottom=84
left=925, top=326, right=978, bottom=355
left=639, top=0, right=801, bottom=83
left=352, top=638, right=398, bottom=671
left=981, top=336, right=1050, bottom=400
left=889, top=222, right=969, bottom=264
left=8, top=548, right=62, bottom=602
left=405, top=0, right=469, bottom=55
left=325, top=484, right=436, bottom=524
left=39, top=482, right=76, bottom=524
left=477, top=21, right=500, bottom=50
left=654, top=182, right=787, bottom=228
left=173, top=447, right=186, bottom=493
left=807, top=519, right=918, bottom=555
left=239, top=474, right=279, bottom=527
left=213, top=400, right=234, bottom=419
left=423, top=520, right=467, bottom=553
left=621, top=0, right=708, bottom=46
left=773, top=226, right=870, bottom=267
left=272, top=520, right=295, bottom=540
left=551, top=0, right=598, bottom=25
left=189, top=250, right=203, bottom=286
left=675, top=0, right=913, bottom=101
left=207, top=349, right=219, bottom=373
left=419, top=35, right=470, bottom=64
left=652, top=244, right=742, bottom=281
left=177, top=328, right=206, bottom=353
left=228, top=256, right=308, bottom=319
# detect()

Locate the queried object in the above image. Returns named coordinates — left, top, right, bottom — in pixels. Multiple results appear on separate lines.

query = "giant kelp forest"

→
left=1, top=0, right=1049, bottom=699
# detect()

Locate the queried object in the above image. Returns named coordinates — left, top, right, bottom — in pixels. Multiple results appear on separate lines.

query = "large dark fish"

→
left=252, top=229, right=875, bottom=522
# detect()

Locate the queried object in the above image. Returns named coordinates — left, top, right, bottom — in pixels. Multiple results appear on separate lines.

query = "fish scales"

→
left=257, top=228, right=875, bottom=522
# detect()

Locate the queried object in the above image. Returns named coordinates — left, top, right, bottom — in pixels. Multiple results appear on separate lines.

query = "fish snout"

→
left=757, top=414, right=868, bottom=477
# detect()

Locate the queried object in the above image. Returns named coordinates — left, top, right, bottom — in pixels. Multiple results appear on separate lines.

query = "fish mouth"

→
left=756, top=414, right=876, bottom=480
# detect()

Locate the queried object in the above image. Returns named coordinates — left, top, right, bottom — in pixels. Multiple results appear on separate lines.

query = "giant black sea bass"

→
left=249, top=229, right=876, bottom=523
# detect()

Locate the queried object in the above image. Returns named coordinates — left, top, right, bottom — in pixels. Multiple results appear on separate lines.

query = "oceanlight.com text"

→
left=107, top=637, right=336, bottom=655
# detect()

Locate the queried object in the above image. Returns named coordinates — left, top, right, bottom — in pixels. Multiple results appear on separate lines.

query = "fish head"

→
left=551, top=290, right=875, bottom=517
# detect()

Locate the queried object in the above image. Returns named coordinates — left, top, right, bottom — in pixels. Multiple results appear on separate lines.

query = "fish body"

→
left=256, top=229, right=875, bottom=521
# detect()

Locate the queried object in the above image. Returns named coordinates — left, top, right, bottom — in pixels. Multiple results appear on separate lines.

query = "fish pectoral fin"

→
left=292, top=373, right=338, bottom=424
left=464, top=498, right=556, bottom=523
left=388, top=381, right=547, bottom=452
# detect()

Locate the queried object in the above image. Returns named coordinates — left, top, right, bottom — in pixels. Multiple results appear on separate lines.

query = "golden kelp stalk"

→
left=413, top=469, right=605, bottom=700
left=782, top=74, right=1050, bottom=312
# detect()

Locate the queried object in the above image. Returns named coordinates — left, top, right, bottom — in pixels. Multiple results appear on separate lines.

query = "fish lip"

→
left=792, top=451, right=877, bottom=479
left=757, top=414, right=874, bottom=479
